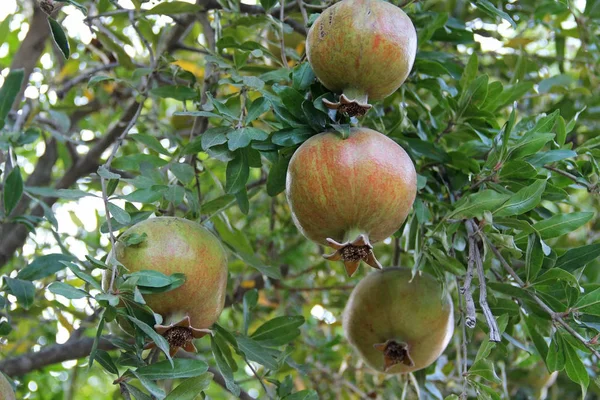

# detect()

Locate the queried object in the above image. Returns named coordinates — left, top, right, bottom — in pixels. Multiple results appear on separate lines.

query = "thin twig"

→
left=103, top=100, right=145, bottom=292
left=456, top=277, right=469, bottom=400
left=245, top=359, right=272, bottom=399
left=481, top=232, right=600, bottom=358
left=296, top=0, right=309, bottom=26
left=463, top=226, right=477, bottom=329
left=474, top=241, right=501, bottom=342
left=129, top=10, right=155, bottom=66
left=279, top=0, right=289, bottom=67
left=545, top=165, right=595, bottom=192
left=467, top=220, right=500, bottom=342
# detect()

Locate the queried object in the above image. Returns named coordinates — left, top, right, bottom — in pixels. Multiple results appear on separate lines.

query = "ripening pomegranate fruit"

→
left=306, top=0, right=417, bottom=116
left=344, top=267, right=454, bottom=374
left=0, top=373, right=15, bottom=400
left=285, top=128, right=416, bottom=276
left=106, top=217, right=228, bottom=355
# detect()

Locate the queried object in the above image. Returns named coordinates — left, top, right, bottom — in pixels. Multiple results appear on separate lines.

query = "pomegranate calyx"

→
left=373, top=339, right=414, bottom=371
left=323, top=234, right=382, bottom=277
left=152, top=316, right=213, bottom=356
left=322, top=94, right=372, bottom=117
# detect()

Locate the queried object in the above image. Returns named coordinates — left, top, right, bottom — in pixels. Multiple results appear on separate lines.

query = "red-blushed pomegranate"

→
left=306, top=0, right=417, bottom=117
left=0, top=373, right=15, bottom=400
left=106, top=217, right=228, bottom=355
left=343, top=267, right=454, bottom=374
left=285, top=128, right=416, bottom=276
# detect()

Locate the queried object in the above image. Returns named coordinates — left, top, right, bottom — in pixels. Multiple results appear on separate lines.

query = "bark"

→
left=0, top=336, right=253, bottom=399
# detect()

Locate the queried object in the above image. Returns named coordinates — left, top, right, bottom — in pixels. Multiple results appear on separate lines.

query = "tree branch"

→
left=0, top=336, right=253, bottom=399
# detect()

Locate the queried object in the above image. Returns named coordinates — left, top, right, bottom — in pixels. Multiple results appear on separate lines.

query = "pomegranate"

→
left=0, top=373, right=15, bottom=400
left=343, top=267, right=454, bottom=373
left=306, top=0, right=417, bottom=117
left=285, top=128, right=416, bottom=276
left=106, top=217, right=228, bottom=355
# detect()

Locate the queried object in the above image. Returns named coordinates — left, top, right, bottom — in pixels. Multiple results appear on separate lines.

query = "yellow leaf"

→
left=171, top=60, right=204, bottom=78
left=240, top=280, right=256, bottom=289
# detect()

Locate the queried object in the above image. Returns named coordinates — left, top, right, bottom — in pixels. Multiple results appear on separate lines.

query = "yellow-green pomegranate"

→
left=285, top=128, right=416, bottom=276
left=306, top=0, right=417, bottom=116
left=343, top=267, right=454, bottom=374
left=105, top=217, right=228, bottom=354
left=0, top=373, right=15, bottom=400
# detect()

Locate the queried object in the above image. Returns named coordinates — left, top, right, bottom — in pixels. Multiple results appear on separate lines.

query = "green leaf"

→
left=170, top=163, right=195, bottom=185
left=271, top=127, right=313, bottom=146
left=246, top=97, right=271, bottom=123
left=555, top=243, right=600, bottom=272
left=144, top=1, right=202, bottom=14
left=120, top=232, right=148, bottom=247
left=284, top=390, right=319, bottom=400
left=4, top=166, right=23, bottom=215
left=499, top=160, right=537, bottom=180
left=522, top=313, right=548, bottom=361
left=88, top=75, right=114, bottom=88
left=546, top=332, right=565, bottom=372
left=135, top=359, right=208, bottom=380
left=131, top=134, right=171, bottom=156
left=260, top=0, right=277, bottom=11
left=97, top=166, right=121, bottom=179
left=475, top=0, right=517, bottom=28
left=494, top=179, right=546, bottom=217
left=121, top=187, right=167, bottom=203
left=211, top=335, right=240, bottom=396
left=516, top=212, right=594, bottom=241
left=94, top=349, right=119, bottom=375
left=124, top=270, right=173, bottom=288
left=532, top=268, right=578, bottom=287
left=63, top=262, right=102, bottom=291
left=243, top=289, right=258, bottom=335
left=200, top=127, right=229, bottom=151
left=292, top=63, right=316, bottom=91
left=227, top=127, right=269, bottom=151
left=562, top=333, right=589, bottom=397
left=236, top=335, right=280, bottom=370
left=26, top=187, right=97, bottom=200
left=127, top=316, right=173, bottom=365
left=449, top=190, right=510, bottom=219
left=48, top=18, right=70, bottom=59
left=267, top=155, right=290, bottom=196
left=201, top=195, right=236, bottom=215
left=17, top=254, right=75, bottom=281
left=130, top=369, right=166, bottom=399
left=165, top=185, right=185, bottom=205
left=526, top=150, right=577, bottom=167
left=225, top=152, right=249, bottom=194
left=459, top=52, right=478, bottom=91
left=55, top=0, right=87, bottom=12
left=164, top=372, right=213, bottom=400
left=575, top=287, right=600, bottom=312
left=48, top=282, right=89, bottom=299
left=251, top=316, right=305, bottom=346
left=0, top=68, right=24, bottom=129
left=150, top=85, right=196, bottom=101
left=509, top=133, right=555, bottom=160
left=467, top=359, right=502, bottom=383
left=3, top=277, right=35, bottom=309
left=108, top=203, right=131, bottom=225
left=525, top=233, right=544, bottom=283
left=459, top=74, right=488, bottom=109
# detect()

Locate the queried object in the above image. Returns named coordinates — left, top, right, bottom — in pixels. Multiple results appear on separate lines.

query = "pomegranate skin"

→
left=306, top=0, right=417, bottom=110
left=285, top=128, right=416, bottom=248
left=112, top=217, right=228, bottom=330
left=343, top=267, right=454, bottom=374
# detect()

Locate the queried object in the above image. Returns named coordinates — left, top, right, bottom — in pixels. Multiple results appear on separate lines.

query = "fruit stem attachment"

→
left=322, top=89, right=372, bottom=117
left=373, top=339, right=415, bottom=371
left=323, top=234, right=382, bottom=277
left=150, top=316, right=213, bottom=356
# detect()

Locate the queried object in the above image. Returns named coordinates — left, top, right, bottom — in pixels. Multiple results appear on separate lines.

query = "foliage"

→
left=1, top=0, right=600, bottom=398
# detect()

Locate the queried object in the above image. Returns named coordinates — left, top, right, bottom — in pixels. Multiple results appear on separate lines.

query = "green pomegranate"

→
left=0, top=373, right=15, bottom=400
left=343, top=267, right=454, bottom=374
left=106, top=217, right=228, bottom=354
left=306, top=0, right=417, bottom=116
left=285, top=128, right=416, bottom=276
